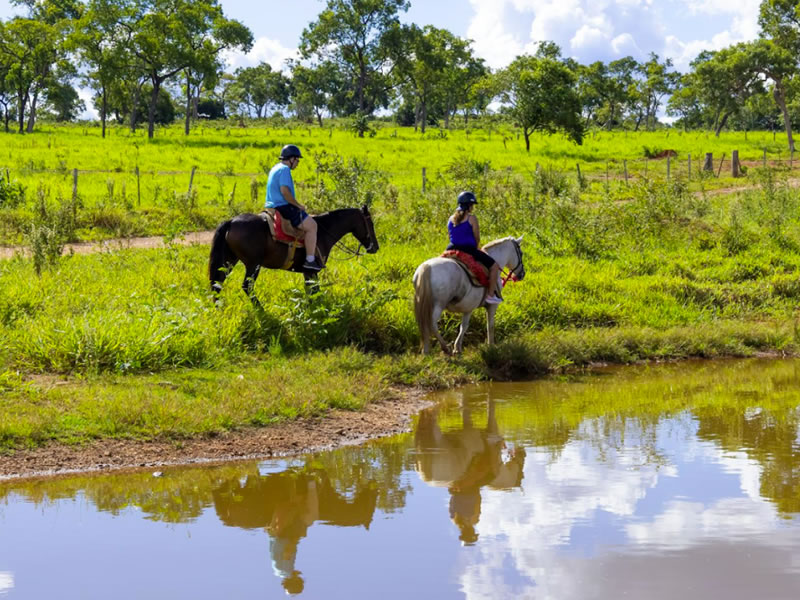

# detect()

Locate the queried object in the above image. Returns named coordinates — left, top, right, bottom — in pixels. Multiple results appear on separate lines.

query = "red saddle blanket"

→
left=441, top=250, right=490, bottom=287
left=262, top=209, right=304, bottom=244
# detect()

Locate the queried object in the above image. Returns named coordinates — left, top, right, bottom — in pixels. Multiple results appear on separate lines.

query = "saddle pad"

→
left=441, top=250, right=490, bottom=287
left=262, top=209, right=304, bottom=244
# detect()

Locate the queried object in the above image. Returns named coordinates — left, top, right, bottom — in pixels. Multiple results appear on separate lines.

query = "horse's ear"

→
left=516, top=235, right=524, bottom=245
left=362, top=204, right=370, bottom=215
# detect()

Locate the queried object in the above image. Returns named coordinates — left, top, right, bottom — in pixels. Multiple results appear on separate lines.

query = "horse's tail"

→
left=413, top=262, right=435, bottom=353
left=209, top=220, right=235, bottom=293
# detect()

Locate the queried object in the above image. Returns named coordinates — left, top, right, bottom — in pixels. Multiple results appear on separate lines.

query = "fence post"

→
left=422, top=167, right=427, bottom=194
left=732, top=150, right=739, bottom=178
left=5, top=168, right=9, bottom=183
left=716, top=153, right=726, bottom=178
left=188, top=166, right=197, bottom=194
left=72, top=168, right=78, bottom=201
left=135, top=166, right=141, bottom=206
left=623, top=159, right=628, bottom=185
left=763, top=148, right=767, bottom=167
left=703, top=152, right=713, bottom=172
left=687, top=153, right=691, bottom=181
left=576, top=163, right=582, bottom=184
left=667, top=155, right=671, bottom=180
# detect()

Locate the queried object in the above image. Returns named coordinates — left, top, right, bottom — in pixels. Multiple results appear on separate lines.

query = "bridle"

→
left=329, top=208, right=377, bottom=258
left=501, top=240, right=524, bottom=287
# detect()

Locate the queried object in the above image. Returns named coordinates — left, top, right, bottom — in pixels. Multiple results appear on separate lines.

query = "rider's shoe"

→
left=304, top=258, right=324, bottom=271
left=484, top=294, right=503, bottom=305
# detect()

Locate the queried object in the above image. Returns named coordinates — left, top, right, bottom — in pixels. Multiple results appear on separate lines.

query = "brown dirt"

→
left=0, top=387, right=434, bottom=482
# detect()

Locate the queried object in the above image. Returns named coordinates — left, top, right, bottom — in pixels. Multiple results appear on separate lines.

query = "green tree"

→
left=68, top=0, right=130, bottom=137
left=230, top=63, right=290, bottom=119
left=289, top=61, right=339, bottom=126
left=632, top=53, right=680, bottom=131
left=758, top=0, right=800, bottom=150
left=498, top=50, right=584, bottom=151
left=300, top=0, right=409, bottom=120
left=119, top=0, right=252, bottom=138
left=0, top=17, right=64, bottom=133
left=43, top=80, right=84, bottom=121
left=0, top=56, right=11, bottom=132
left=666, top=74, right=704, bottom=131
left=686, top=44, right=763, bottom=136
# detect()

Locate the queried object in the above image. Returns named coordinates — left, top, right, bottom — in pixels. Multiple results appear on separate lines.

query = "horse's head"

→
left=355, top=205, right=379, bottom=254
left=485, top=236, right=525, bottom=282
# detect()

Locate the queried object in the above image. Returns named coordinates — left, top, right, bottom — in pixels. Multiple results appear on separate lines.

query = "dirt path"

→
left=0, top=230, right=215, bottom=260
left=0, top=388, right=434, bottom=481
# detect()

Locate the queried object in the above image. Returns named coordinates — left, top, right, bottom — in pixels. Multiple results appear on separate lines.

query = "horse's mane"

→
left=483, top=236, right=516, bottom=249
left=313, top=207, right=361, bottom=220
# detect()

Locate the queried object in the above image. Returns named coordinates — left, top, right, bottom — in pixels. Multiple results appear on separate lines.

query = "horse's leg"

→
left=486, top=304, right=498, bottom=345
left=453, top=311, right=472, bottom=355
left=242, top=263, right=263, bottom=309
left=431, top=304, right=451, bottom=355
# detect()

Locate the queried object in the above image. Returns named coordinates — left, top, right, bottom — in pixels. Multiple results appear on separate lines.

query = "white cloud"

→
left=77, top=87, right=99, bottom=121
left=223, top=36, right=299, bottom=73
left=466, top=0, right=761, bottom=71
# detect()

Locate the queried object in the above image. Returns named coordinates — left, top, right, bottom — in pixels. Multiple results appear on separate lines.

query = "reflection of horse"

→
left=212, top=468, right=378, bottom=595
left=415, top=399, right=526, bottom=544
left=209, top=206, right=378, bottom=303
left=413, top=237, right=525, bottom=355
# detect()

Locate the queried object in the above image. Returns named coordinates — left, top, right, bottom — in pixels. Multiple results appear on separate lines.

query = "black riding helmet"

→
left=457, top=191, right=477, bottom=208
left=280, top=144, right=303, bottom=160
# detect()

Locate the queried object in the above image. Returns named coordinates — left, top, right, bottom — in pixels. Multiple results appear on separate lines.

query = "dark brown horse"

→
left=209, top=205, right=378, bottom=303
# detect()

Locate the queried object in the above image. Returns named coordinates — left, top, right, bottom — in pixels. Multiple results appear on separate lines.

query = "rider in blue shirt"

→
left=447, top=191, right=502, bottom=304
left=266, top=144, right=323, bottom=271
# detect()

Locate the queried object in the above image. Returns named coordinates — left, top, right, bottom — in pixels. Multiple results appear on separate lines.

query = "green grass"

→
left=2, top=122, right=800, bottom=453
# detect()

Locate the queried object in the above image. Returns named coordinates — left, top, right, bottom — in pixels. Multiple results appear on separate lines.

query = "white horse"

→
left=413, top=237, right=525, bottom=355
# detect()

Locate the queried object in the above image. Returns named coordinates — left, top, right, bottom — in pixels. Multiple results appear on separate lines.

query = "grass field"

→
left=1, top=121, right=800, bottom=452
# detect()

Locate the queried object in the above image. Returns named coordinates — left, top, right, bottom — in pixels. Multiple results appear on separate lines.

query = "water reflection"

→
left=3, top=359, right=800, bottom=599
left=415, top=399, right=525, bottom=544
left=213, top=468, right=379, bottom=594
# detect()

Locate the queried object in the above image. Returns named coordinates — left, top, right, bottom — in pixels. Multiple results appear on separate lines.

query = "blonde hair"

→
left=451, top=206, right=470, bottom=226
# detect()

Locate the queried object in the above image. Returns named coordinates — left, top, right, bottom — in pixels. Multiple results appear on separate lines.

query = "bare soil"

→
left=0, top=388, right=434, bottom=481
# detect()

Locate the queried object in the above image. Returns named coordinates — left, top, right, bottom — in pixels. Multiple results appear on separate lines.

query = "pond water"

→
left=3, top=358, right=800, bottom=599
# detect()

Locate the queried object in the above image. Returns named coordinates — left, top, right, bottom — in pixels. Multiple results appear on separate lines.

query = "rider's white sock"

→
left=305, top=255, right=315, bottom=262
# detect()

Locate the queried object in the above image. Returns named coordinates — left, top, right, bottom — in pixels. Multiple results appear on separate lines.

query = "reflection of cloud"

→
left=0, top=572, right=14, bottom=595
left=454, top=415, right=800, bottom=600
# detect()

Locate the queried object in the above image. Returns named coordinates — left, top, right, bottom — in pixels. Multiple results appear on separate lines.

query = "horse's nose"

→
left=367, top=242, right=379, bottom=254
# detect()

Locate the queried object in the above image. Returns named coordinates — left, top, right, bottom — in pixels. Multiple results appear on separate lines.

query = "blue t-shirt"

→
left=448, top=219, right=477, bottom=247
left=265, top=163, right=294, bottom=208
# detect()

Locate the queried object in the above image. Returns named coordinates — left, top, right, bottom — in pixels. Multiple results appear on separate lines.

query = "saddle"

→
left=441, top=250, right=490, bottom=288
left=260, top=209, right=323, bottom=271
left=261, top=208, right=305, bottom=244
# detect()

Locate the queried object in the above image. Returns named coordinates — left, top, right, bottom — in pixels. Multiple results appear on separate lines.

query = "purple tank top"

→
left=448, top=219, right=477, bottom=247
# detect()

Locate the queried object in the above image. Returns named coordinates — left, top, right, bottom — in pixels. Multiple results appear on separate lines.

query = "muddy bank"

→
left=0, top=389, right=434, bottom=481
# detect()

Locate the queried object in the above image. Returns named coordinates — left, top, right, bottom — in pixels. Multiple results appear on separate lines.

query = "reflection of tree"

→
left=415, top=398, right=526, bottom=544
left=212, top=465, right=380, bottom=594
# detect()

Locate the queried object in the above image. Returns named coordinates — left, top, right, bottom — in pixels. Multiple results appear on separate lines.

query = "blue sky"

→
left=0, top=0, right=763, bottom=73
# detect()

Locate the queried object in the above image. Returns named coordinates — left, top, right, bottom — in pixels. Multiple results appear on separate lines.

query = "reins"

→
left=316, top=208, right=375, bottom=263
left=500, top=240, right=524, bottom=288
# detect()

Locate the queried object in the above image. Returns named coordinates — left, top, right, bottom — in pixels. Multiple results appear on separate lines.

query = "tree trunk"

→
left=147, top=79, right=160, bottom=139
left=101, top=86, right=107, bottom=139
left=634, top=110, right=643, bottom=132
left=420, top=99, right=427, bottom=134
left=774, top=81, right=795, bottom=152
left=444, top=98, right=451, bottom=129
left=184, top=71, right=191, bottom=136
left=524, top=128, right=530, bottom=151
left=130, top=84, right=141, bottom=132
left=714, top=112, right=729, bottom=137
left=17, top=89, right=27, bottom=133
left=316, top=109, right=323, bottom=127
left=26, top=89, right=38, bottom=133
left=2, top=104, right=8, bottom=133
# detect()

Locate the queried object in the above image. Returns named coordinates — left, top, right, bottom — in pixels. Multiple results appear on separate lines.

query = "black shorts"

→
left=276, top=204, right=309, bottom=228
left=446, top=244, right=496, bottom=269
